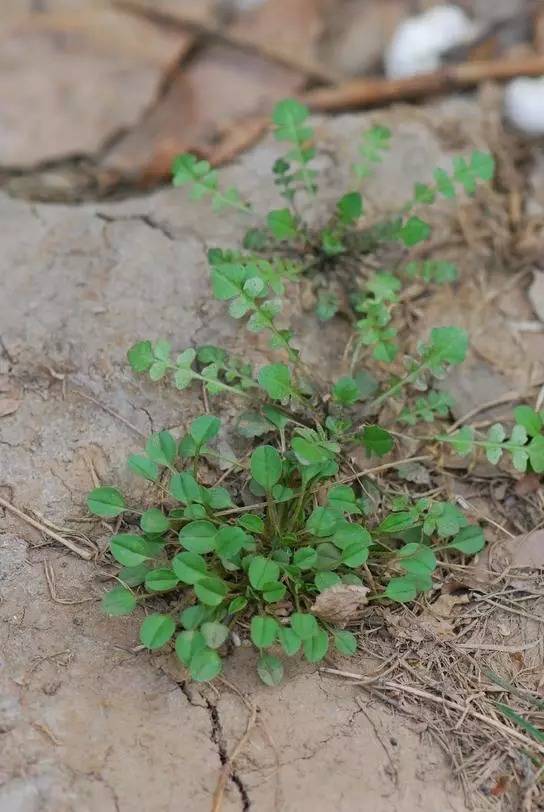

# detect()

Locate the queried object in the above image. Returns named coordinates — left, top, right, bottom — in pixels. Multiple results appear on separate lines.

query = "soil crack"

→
left=206, top=698, right=251, bottom=812
left=95, top=212, right=176, bottom=241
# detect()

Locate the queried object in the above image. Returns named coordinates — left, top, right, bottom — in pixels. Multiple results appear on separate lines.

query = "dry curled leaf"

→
left=310, top=584, right=369, bottom=627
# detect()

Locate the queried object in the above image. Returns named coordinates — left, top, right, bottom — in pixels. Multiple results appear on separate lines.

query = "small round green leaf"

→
left=290, top=612, right=318, bottom=641
left=384, top=576, right=417, bottom=603
left=237, top=514, right=265, bottom=533
left=175, top=630, right=206, bottom=665
left=278, top=626, right=301, bottom=656
left=257, top=364, right=292, bottom=400
left=170, top=472, right=204, bottom=504
left=110, top=534, right=154, bottom=567
left=332, top=522, right=371, bottom=550
left=87, top=486, right=125, bottom=517
left=180, top=603, right=209, bottom=630
left=145, top=431, right=177, bottom=465
left=262, top=581, right=286, bottom=603
left=128, top=340, right=154, bottom=372
left=140, top=613, right=175, bottom=650
left=333, top=630, right=357, bottom=656
left=172, top=551, right=208, bottom=584
left=201, top=622, right=229, bottom=649
left=190, top=648, right=222, bottom=682
left=341, top=541, right=369, bottom=568
left=215, top=526, right=246, bottom=560
left=180, top=521, right=217, bottom=554
left=250, top=615, right=278, bottom=648
left=228, top=596, right=248, bottom=614
left=118, top=562, right=151, bottom=587
left=190, top=415, right=221, bottom=446
left=314, top=542, right=341, bottom=571
left=140, top=508, right=170, bottom=535
left=306, top=507, right=338, bottom=538
left=293, top=547, right=317, bottom=570
left=257, top=654, right=284, bottom=686
left=250, top=445, right=282, bottom=490
left=248, top=556, right=280, bottom=590
left=127, top=454, right=159, bottom=482
left=101, top=586, right=136, bottom=616
left=194, top=577, right=229, bottom=607
left=314, top=571, right=341, bottom=592
left=303, top=628, right=329, bottom=663
left=446, top=525, right=485, bottom=555
left=145, top=568, right=179, bottom=592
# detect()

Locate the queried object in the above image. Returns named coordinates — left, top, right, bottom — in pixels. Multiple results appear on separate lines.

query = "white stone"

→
left=385, top=5, right=477, bottom=79
left=504, top=77, right=544, bottom=136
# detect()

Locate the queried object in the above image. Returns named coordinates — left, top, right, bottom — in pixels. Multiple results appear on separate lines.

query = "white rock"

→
left=504, top=77, right=544, bottom=136
left=385, top=5, right=477, bottom=79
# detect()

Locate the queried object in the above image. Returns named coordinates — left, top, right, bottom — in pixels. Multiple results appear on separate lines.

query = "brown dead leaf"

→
left=471, top=529, right=544, bottom=589
left=387, top=593, right=470, bottom=642
left=228, top=0, right=332, bottom=73
left=0, top=399, right=21, bottom=417
left=310, top=584, right=369, bottom=627
left=0, top=9, right=192, bottom=168
left=102, top=43, right=303, bottom=187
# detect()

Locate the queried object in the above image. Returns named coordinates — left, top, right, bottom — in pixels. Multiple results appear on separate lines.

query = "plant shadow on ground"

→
left=80, top=99, right=544, bottom=807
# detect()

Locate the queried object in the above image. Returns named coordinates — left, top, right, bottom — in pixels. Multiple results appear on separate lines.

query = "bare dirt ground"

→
left=1, top=99, right=543, bottom=811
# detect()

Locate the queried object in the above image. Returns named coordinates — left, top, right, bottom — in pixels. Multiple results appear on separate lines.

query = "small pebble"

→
left=385, top=4, right=477, bottom=79
left=504, top=77, right=544, bottom=136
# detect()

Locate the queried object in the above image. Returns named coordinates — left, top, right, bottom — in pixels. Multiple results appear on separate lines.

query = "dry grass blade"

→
left=370, top=681, right=544, bottom=757
left=0, top=494, right=93, bottom=560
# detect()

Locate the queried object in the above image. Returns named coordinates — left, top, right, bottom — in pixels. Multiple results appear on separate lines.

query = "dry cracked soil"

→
left=1, top=99, right=541, bottom=812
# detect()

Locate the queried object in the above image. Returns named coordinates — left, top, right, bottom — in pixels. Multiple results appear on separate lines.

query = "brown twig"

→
left=0, top=494, right=93, bottom=560
left=304, top=55, right=544, bottom=112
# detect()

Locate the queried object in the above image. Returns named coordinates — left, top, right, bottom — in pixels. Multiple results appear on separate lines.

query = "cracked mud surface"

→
left=1, top=99, right=527, bottom=811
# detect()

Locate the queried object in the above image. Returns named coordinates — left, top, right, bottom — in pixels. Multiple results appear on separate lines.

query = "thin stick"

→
left=304, top=55, right=544, bottom=112
left=373, top=681, right=544, bottom=756
left=0, top=494, right=93, bottom=560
